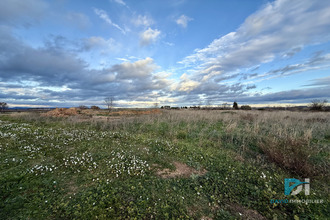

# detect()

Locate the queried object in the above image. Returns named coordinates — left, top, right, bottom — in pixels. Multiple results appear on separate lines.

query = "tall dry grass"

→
left=14, top=109, right=330, bottom=177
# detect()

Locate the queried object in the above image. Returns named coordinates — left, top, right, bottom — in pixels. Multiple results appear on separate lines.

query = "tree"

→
left=104, top=97, right=115, bottom=112
left=91, top=105, right=100, bottom=110
left=233, top=102, right=238, bottom=110
left=153, top=102, right=159, bottom=108
left=0, top=102, right=8, bottom=112
left=309, top=99, right=328, bottom=111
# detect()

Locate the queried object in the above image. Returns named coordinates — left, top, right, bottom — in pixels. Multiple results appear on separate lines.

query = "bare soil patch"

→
left=228, top=203, right=267, bottom=220
left=156, top=161, right=207, bottom=178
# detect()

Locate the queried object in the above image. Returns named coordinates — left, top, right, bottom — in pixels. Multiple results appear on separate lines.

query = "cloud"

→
left=65, top=12, right=91, bottom=29
left=176, top=15, right=193, bottom=28
left=133, top=15, right=154, bottom=27
left=83, top=36, right=119, bottom=53
left=282, top=47, right=302, bottom=58
left=93, top=8, right=126, bottom=34
left=303, top=76, right=330, bottom=87
left=179, top=0, right=330, bottom=81
left=236, top=86, right=330, bottom=104
left=112, top=0, right=126, bottom=6
left=140, top=28, right=161, bottom=46
left=172, top=83, right=329, bottom=105
left=111, top=57, right=157, bottom=79
left=0, top=28, right=172, bottom=106
left=175, top=73, right=200, bottom=92
left=0, top=0, right=48, bottom=25
left=252, top=52, right=330, bottom=83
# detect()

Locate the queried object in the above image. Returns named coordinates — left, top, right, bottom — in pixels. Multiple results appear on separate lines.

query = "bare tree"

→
left=0, top=102, right=8, bottom=112
left=104, top=97, right=115, bottom=112
left=153, top=102, right=159, bottom=108
left=309, top=99, right=328, bottom=111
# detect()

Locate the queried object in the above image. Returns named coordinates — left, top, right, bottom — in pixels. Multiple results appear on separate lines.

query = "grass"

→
left=0, top=110, right=329, bottom=219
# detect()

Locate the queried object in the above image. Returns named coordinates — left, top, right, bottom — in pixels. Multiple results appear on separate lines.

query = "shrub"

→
left=258, top=136, right=316, bottom=176
left=79, top=105, right=88, bottom=110
left=241, top=105, right=252, bottom=110
left=309, top=99, right=328, bottom=111
left=91, top=105, right=100, bottom=110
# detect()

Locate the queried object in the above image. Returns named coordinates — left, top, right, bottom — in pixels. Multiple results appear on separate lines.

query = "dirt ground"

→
left=156, top=161, right=207, bottom=178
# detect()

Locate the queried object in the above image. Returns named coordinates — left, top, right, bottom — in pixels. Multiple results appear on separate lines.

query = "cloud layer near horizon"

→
left=0, top=0, right=329, bottom=107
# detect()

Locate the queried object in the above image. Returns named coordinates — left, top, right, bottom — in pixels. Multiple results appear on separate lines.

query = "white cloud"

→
left=93, top=8, right=126, bottom=34
left=176, top=15, right=193, bottom=28
left=179, top=0, right=330, bottom=82
left=140, top=28, right=161, bottom=46
left=112, top=0, right=126, bottom=6
left=133, top=15, right=154, bottom=27
left=111, top=57, right=158, bottom=79
left=173, top=73, right=200, bottom=92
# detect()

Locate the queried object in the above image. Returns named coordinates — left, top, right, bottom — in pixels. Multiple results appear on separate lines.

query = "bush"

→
left=91, top=106, right=100, bottom=110
left=241, top=105, right=252, bottom=110
left=309, top=99, right=328, bottom=111
left=258, top=136, right=316, bottom=176
left=79, top=105, right=88, bottom=110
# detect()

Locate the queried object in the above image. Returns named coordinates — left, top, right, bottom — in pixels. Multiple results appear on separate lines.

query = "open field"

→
left=0, top=110, right=329, bottom=219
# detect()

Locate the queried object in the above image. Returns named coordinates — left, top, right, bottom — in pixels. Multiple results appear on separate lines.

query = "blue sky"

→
left=0, top=0, right=330, bottom=108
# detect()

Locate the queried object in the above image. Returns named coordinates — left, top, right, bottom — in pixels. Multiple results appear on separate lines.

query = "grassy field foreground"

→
left=0, top=110, right=329, bottom=219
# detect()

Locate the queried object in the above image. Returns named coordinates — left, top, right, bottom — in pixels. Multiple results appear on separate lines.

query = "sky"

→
left=0, top=0, right=330, bottom=108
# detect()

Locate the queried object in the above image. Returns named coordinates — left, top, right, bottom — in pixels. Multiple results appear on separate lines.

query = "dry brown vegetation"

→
left=43, top=107, right=79, bottom=117
left=155, top=161, right=207, bottom=178
left=43, top=108, right=162, bottom=118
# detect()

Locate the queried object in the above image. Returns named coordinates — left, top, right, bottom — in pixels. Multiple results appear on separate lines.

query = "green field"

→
left=0, top=110, right=329, bottom=219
